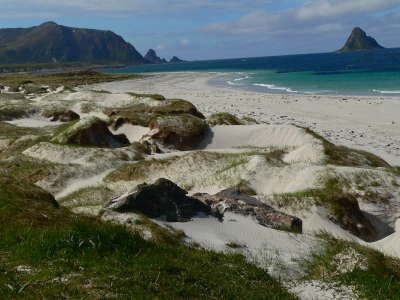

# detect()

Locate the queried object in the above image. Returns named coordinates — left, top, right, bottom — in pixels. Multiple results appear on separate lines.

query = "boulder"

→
left=51, top=116, right=130, bottom=147
left=194, top=188, right=303, bottom=232
left=141, top=114, right=206, bottom=152
left=43, top=110, right=80, bottom=122
left=103, top=178, right=211, bottom=222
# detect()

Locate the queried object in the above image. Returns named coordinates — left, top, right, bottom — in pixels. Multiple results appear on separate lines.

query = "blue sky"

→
left=0, top=0, right=399, bottom=61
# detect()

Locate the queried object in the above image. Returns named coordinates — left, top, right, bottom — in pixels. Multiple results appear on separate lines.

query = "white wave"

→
left=253, top=83, right=287, bottom=91
left=373, top=89, right=400, bottom=94
left=227, top=81, right=243, bottom=86
left=234, top=77, right=246, bottom=81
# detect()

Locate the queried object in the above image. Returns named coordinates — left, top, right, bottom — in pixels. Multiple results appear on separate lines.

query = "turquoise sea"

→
left=99, top=48, right=400, bottom=96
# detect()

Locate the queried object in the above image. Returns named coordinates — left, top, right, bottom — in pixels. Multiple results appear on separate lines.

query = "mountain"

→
left=0, top=22, right=148, bottom=65
left=144, top=49, right=167, bottom=64
left=336, top=27, right=385, bottom=53
left=169, top=56, right=185, bottom=63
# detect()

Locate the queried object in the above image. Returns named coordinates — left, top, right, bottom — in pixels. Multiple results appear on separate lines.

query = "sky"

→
left=0, top=0, right=399, bottom=61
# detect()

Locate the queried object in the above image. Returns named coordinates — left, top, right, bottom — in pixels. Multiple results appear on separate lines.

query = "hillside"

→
left=0, top=22, right=149, bottom=65
left=336, top=27, right=385, bottom=53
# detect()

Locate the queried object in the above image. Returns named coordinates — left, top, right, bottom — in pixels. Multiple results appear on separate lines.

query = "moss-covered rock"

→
left=207, top=112, right=243, bottom=126
left=141, top=114, right=206, bottom=151
left=106, top=99, right=204, bottom=127
left=51, top=116, right=129, bottom=148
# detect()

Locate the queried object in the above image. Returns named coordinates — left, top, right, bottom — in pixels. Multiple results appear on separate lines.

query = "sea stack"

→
left=144, top=49, right=167, bottom=64
left=336, top=27, right=385, bottom=53
left=169, top=56, right=184, bottom=63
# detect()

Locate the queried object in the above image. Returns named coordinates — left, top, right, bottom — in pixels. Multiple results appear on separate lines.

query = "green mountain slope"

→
left=0, top=22, right=149, bottom=65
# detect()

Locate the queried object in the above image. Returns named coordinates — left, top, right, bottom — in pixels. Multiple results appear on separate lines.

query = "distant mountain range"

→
left=336, top=27, right=385, bottom=53
left=0, top=22, right=185, bottom=66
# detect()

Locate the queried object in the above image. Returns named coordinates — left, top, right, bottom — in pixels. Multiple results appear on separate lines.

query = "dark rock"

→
left=144, top=49, right=167, bottom=64
left=333, top=194, right=378, bottom=242
left=169, top=56, right=185, bottom=63
left=103, top=178, right=211, bottom=222
left=193, top=188, right=303, bottom=232
left=336, top=27, right=384, bottom=53
left=43, top=110, right=80, bottom=122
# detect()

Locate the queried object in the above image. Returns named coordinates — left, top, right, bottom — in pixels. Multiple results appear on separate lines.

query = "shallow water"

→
left=99, top=48, right=400, bottom=96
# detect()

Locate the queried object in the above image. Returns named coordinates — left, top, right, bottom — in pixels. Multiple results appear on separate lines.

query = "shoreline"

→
left=82, top=72, right=400, bottom=166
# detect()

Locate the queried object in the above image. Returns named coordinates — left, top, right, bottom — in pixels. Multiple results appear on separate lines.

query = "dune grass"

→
left=301, top=126, right=390, bottom=167
left=0, top=174, right=297, bottom=299
left=0, top=69, right=141, bottom=91
left=303, top=232, right=400, bottom=299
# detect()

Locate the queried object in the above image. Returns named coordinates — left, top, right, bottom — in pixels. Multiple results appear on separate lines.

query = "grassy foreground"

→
left=0, top=175, right=297, bottom=299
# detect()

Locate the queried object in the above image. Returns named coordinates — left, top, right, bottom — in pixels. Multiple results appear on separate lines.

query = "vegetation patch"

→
left=271, top=175, right=377, bottom=242
left=148, top=114, right=206, bottom=151
left=303, top=232, right=400, bottom=299
left=0, top=104, right=38, bottom=121
left=207, top=112, right=243, bottom=126
left=106, top=99, right=203, bottom=127
left=206, top=113, right=259, bottom=126
left=106, top=157, right=180, bottom=182
left=0, top=69, right=141, bottom=91
left=51, top=117, right=129, bottom=148
left=301, top=126, right=390, bottom=167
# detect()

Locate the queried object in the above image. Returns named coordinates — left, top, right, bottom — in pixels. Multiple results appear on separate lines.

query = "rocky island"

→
left=336, top=27, right=385, bottom=52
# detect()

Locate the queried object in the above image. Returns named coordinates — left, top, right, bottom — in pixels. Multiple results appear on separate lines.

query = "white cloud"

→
left=155, top=44, right=166, bottom=50
left=180, top=39, right=190, bottom=45
left=199, top=0, right=400, bottom=37
left=0, top=0, right=275, bottom=18
left=297, top=0, right=400, bottom=20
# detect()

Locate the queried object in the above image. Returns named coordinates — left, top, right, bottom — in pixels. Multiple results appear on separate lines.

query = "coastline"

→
left=84, top=72, right=400, bottom=166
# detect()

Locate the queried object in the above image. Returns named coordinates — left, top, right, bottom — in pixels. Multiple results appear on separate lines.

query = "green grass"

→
left=0, top=122, right=49, bottom=140
left=0, top=70, right=141, bottom=91
left=105, top=157, right=180, bottom=182
left=0, top=174, right=298, bottom=299
left=301, top=126, right=390, bottom=167
left=303, top=232, right=400, bottom=299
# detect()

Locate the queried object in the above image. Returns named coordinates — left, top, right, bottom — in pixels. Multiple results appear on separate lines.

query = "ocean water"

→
left=99, top=48, right=400, bottom=96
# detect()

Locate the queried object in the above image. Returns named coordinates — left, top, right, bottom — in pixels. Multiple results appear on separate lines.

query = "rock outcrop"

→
left=51, top=116, right=130, bottom=147
left=140, top=114, right=206, bottom=152
left=169, top=56, right=184, bottom=63
left=103, top=180, right=303, bottom=233
left=144, top=49, right=167, bottom=64
left=42, top=110, right=80, bottom=122
left=103, top=178, right=211, bottom=222
left=194, top=188, right=303, bottom=232
left=336, top=27, right=384, bottom=53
